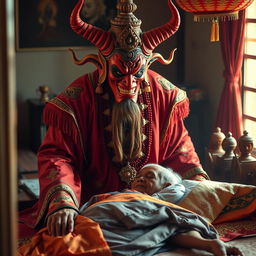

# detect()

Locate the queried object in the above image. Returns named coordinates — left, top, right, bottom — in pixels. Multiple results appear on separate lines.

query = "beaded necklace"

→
left=98, top=85, right=153, bottom=184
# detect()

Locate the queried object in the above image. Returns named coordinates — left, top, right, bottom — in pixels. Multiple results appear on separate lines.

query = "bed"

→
left=18, top=179, right=256, bottom=256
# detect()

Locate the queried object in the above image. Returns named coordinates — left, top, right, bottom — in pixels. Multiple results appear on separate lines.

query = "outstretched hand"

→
left=47, top=208, right=78, bottom=236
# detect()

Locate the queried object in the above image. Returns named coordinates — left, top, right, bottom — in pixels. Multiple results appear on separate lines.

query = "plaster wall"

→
left=184, top=13, right=225, bottom=131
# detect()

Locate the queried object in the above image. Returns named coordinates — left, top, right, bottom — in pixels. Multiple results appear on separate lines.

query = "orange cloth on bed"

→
left=178, top=180, right=256, bottom=224
left=212, top=185, right=256, bottom=224
left=17, top=216, right=111, bottom=256
left=178, top=180, right=256, bottom=241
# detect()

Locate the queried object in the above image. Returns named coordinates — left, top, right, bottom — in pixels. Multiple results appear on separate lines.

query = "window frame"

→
left=242, top=7, right=256, bottom=142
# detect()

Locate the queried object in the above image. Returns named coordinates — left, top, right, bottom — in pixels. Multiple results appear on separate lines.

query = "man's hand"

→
left=47, top=208, right=78, bottom=236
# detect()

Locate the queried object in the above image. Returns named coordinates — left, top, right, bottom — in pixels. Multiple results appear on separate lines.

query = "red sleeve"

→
left=159, top=106, right=209, bottom=180
left=37, top=126, right=82, bottom=220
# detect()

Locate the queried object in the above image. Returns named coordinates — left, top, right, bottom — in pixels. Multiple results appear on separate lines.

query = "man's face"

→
left=131, top=166, right=165, bottom=195
left=107, top=50, right=146, bottom=103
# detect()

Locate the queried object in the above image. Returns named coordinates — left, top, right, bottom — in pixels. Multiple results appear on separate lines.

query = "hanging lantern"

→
left=175, top=0, right=254, bottom=41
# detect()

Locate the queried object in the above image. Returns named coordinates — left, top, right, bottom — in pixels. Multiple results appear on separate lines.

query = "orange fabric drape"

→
left=216, top=10, right=246, bottom=139
left=17, top=216, right=112, bottom=256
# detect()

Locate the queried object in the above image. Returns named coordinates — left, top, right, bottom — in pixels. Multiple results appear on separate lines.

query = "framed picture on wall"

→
left=15, top=0, right=117, bottom=51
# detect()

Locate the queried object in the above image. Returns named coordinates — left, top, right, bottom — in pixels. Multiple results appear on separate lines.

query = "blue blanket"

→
left=81, top=191, right=217, bottom=256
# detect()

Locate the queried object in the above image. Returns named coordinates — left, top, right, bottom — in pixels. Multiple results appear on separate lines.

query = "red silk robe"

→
left=18, top=69, right=208, bottom=241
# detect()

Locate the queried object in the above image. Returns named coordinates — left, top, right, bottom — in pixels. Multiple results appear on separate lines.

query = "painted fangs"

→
left=118, top=86, right=136, bottom=94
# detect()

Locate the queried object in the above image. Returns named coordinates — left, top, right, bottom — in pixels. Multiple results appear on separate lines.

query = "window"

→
left=243, top=1, right=256, bottom=139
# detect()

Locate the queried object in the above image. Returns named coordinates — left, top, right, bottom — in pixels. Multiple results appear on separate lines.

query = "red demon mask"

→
left=69, top=0, right=180, bottom=103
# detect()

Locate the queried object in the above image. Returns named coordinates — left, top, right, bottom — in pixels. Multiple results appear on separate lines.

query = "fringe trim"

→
left=194, top=11, right=238, bottom=22
left=172, top=96, right=190, bottom=120
left=160, top=94, right=190, bottom=144
left=43, top=99, right=80, bottom=146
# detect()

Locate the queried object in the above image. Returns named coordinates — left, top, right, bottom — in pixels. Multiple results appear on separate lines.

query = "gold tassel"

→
left=210, top=19, right=219, bottom=42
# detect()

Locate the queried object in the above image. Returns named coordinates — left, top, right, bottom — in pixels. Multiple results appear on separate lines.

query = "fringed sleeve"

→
left=160, top=88, right=189, bottom=144
left=43, top=97, right=81, bottom=146
left=32, top=97, right=86, bottom=226
left=35, top=124, right=82, bottom=226
left=159, top=88, right=209, bottom=180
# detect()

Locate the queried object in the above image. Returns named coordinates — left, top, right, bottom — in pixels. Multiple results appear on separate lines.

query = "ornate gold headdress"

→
left=70, top=0, right=180, bottom=56
left=69, top=0, right=180, bottom=89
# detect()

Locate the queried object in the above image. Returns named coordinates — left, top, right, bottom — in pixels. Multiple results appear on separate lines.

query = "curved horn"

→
left=141, top=0, right=180, bottom=55
left=147, top=49, right=177, bottom=68
left=70, top=0, right=114, bottom=56
left=69, top=49, right=107, bottom=93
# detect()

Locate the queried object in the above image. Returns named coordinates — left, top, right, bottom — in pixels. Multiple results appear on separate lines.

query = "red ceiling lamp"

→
left=175, top=0, right=254, bottom=41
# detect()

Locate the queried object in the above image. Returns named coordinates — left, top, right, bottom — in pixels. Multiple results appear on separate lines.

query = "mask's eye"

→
left=135, top=66, right=145, bottom=78
left=111, top=65, right=124, bottom=78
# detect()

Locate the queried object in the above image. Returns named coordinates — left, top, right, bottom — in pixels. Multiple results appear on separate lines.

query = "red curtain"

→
left=215, top=10, right=246, bottom=139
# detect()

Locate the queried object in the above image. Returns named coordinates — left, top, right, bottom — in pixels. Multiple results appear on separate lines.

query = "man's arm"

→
left=159, top=117, right=209, bottom=180
left=37, top=126, right=83, bottom=235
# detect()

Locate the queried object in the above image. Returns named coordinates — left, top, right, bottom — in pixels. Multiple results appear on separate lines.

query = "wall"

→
left=16, top=48, right=96, bottom=147
left=184, top=13, right=225, bottom=133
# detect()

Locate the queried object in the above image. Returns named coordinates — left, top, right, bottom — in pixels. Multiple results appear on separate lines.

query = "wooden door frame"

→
left=0, top=0, right=17, bottom=255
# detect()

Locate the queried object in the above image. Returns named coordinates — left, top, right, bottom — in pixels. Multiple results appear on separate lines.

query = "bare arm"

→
left=171, top=231, right=243, bottom=256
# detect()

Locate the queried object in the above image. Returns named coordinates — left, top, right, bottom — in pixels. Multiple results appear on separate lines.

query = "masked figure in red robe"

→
left=19, top=0, right=209, bottom=241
